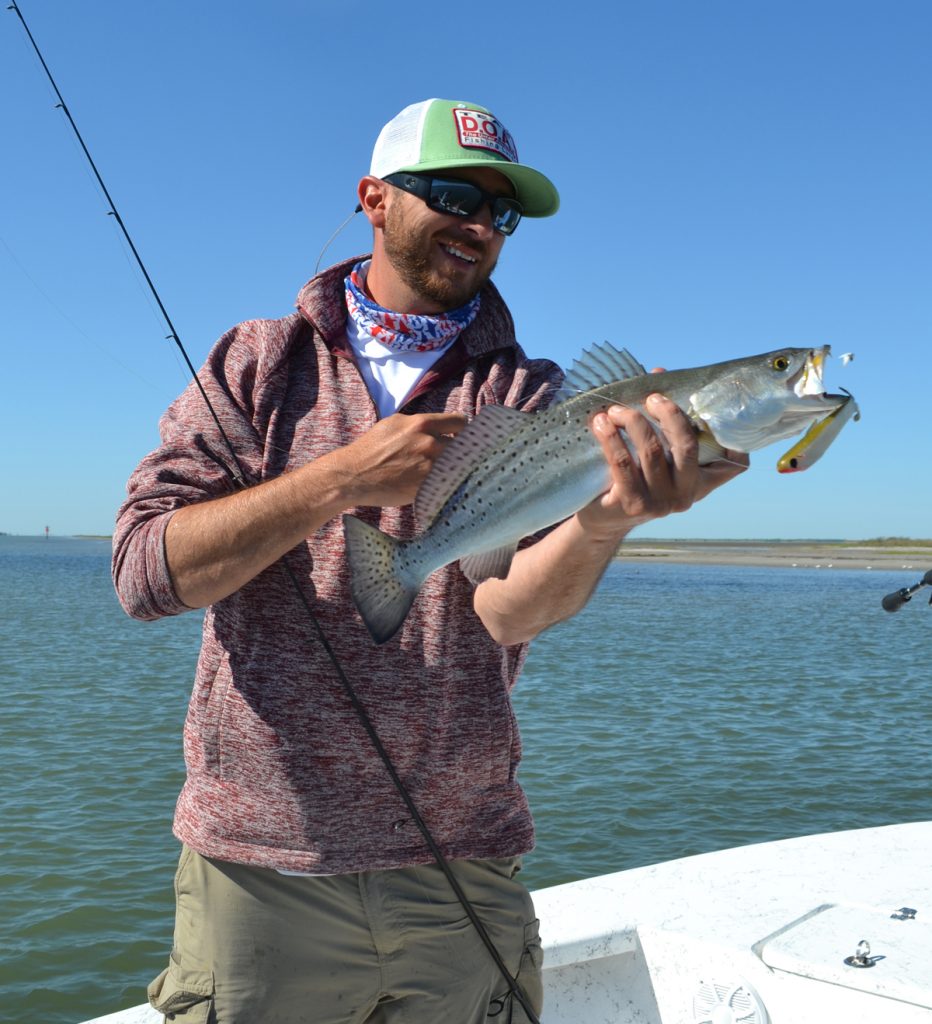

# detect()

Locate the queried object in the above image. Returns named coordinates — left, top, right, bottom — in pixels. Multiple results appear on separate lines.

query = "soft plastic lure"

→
left=777, top=390, right=859, bottom=473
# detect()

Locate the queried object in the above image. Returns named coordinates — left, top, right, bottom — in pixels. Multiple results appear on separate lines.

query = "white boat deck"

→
left=81, top=821, right=932, bottom=1023
left=535, top=820, right=932, bottom=1022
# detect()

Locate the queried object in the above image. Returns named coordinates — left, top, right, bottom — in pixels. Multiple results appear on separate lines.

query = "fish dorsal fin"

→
left=459, top=543, right=519, bottom=584
left=415, top=405, right=526, bottom=529
left=556, top=342, right=648, bottom=403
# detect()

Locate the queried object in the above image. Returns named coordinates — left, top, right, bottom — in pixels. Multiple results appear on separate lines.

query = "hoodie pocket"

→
left=196, top=650, right=231, bottom=775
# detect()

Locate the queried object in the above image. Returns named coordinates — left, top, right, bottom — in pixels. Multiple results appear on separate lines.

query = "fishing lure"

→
left=777, top=390, right=860, bottom=473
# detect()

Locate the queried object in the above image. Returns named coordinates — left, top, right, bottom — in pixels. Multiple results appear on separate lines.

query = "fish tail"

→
left=343, top=514, right=421, bottom=645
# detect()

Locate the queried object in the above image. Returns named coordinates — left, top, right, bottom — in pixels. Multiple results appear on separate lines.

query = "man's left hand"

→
left=577, top=394, right=748, bottom=540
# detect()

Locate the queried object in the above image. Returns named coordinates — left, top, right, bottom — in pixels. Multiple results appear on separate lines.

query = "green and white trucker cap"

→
left=370, top=99, right=559, bottom=218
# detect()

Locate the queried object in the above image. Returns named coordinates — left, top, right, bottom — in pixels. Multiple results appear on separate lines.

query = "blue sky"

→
left=1, top=1, right=928, bottom=539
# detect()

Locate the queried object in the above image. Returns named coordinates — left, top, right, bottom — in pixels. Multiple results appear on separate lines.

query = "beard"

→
left=381, top=203, right=498, bottom=311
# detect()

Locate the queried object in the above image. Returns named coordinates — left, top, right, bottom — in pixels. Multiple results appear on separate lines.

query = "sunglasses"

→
left=382, top=172, right=523, bottom=236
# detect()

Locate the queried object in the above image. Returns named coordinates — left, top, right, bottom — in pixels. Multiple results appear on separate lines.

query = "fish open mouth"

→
left=793, top=346, right=831, bottom=398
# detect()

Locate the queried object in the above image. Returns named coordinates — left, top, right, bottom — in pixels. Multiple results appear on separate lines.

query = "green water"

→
left=2, top=535, right=929, bottom=1023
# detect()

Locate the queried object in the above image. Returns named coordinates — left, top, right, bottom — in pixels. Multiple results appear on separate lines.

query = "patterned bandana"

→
left=344, top=261, right=480, bottom=353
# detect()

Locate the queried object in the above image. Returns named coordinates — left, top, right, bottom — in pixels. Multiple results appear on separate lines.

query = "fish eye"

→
left=771, top=355, right=791, bottom=372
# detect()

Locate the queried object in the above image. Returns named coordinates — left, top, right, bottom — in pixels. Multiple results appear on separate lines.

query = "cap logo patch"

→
left=452, top=108, right=518, bottom=163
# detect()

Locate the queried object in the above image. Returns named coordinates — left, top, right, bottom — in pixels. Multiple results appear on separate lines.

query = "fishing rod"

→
left=6, top=1, right=247, bottom=490
left=881, top=570, right=932, bottom=613
left=9, top=6, right=540, bottom=1021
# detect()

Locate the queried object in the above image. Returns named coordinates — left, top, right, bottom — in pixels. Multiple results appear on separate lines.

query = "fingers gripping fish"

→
left=345, top=343, right=854, bottom=644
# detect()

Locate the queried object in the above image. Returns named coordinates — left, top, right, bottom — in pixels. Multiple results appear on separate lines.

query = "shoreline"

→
left=615, top=541, right=932, bottom=570
left=3, top=534, right=930, bottom=573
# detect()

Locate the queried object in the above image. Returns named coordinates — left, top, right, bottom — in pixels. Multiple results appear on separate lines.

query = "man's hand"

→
left=577, top=394, right=748, bottom=540
left=165, top=411, right=466, bottom=609
left=335, top=411, right=467, bottom=509
left=474, top=393, right=747, bottom=646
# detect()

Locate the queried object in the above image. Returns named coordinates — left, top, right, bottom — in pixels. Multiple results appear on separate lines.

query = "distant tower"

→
left=45, top=525, right=50, bottom=539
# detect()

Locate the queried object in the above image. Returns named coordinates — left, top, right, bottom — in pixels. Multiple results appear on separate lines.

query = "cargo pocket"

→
left=148, top=954, right=215, bottom=1022
left=489, top=918, right=544, bottom=1023
left=515, top=918, right=544, bottom=1021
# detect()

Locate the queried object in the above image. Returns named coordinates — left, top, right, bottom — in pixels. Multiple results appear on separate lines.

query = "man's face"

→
left=380, top=167, right=512, bottom=312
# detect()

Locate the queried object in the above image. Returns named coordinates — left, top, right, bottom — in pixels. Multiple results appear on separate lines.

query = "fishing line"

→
left=105, top=212, right=191, bottom=365
left=8, top=1, right=246, bottom=489
left=314, top=204, right=363, bottom=276
left=0, top=232, right=162, bottom=391
left=9, top=4, right=540, bottom=1020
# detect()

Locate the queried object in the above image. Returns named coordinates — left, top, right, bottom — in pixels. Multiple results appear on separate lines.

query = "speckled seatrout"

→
left=345, top=343, right=850, bottom=644
left=777, top=390, right=860, bottom=473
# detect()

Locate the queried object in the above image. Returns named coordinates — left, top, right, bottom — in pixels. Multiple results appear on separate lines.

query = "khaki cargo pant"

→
left=148, top=845, right=543, bottom=1024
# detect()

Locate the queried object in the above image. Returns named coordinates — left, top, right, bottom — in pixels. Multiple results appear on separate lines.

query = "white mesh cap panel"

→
left=369, top=100, right=433, bottom=178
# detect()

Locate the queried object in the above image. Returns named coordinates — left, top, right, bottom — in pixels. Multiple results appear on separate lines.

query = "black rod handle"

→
left=882, top=571, right=932, bottom=612
left=882, top=588, right=913, bottom=612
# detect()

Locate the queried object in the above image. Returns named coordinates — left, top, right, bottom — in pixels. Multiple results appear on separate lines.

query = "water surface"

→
left=1, top=536, right=929, bottom=1023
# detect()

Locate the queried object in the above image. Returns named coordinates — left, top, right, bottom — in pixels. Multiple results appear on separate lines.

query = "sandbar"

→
left=615, top=540, right=932, bottom=571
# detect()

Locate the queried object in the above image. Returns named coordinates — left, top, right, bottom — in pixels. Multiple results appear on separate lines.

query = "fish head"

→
left=688, top=346, right=849, bottom=453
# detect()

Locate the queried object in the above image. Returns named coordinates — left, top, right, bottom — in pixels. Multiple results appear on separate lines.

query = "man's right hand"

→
left=164, top=411, right=467, bottom=609
left=332, top=412, right=467, bottom=509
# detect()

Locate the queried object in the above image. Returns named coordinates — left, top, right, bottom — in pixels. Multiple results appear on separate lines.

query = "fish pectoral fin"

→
left=696, top=430, right=730, bottom=465
left=459, top=544, right=519, bottom=585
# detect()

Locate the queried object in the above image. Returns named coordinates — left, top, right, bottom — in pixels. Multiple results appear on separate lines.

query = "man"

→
left=113, top=98, right=745, bottom=1024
